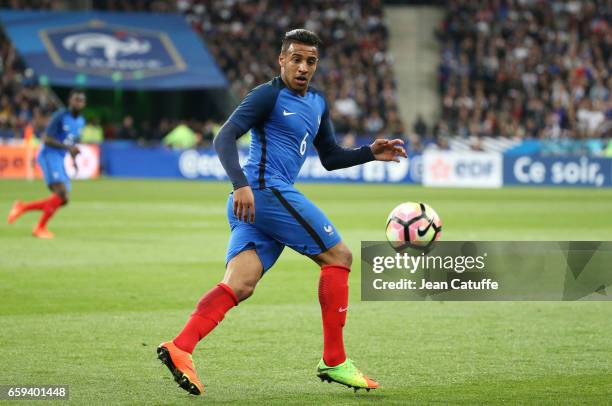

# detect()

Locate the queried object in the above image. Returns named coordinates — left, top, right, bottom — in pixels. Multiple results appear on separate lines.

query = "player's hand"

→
left=370, top=139, right=407, bottom=162
left=233, top=186, right=255, bottom=223
left=69, top=146, right=80, bottom=159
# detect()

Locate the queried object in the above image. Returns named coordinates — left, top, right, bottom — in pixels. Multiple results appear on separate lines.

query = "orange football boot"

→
left=7, top=201, right=25, bottom=224
left=32, top=226, right=54, bottom=239
left=157, top=341, right=204, bottom=395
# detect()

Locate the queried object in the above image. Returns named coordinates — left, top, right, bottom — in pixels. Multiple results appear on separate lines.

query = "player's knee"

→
left=332, top=243, right=352, bottom=268
left=56, top=193, right=68, bottom=205
left=340, top=247, right=353, bottom=268
left=232, top=281, right=257, bottom=302
left=51, top=187, right=68, bottom=204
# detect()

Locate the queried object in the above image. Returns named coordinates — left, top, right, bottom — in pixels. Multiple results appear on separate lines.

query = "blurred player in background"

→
left=158, top=29, right=406, bottom=396
left=7, top=89, right=86, bottom=239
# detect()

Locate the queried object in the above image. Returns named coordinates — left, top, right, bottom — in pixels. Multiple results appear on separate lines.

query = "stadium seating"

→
left=2, top=0, right=607, bottom=145
left=436, top=0, right=610, bottom=140
left=180, top=0, right=403, bottom=137
left=0, top=0, right=403, bottom=142
left=0, top=29, right=58, bottom=142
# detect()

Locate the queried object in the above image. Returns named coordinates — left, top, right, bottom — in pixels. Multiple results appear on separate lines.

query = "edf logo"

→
left=455, top=160, right=494, bottom=177
left=423, top=151, right=503, bottom=188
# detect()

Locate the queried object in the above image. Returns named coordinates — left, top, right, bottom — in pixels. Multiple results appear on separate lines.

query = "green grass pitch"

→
left=1, top=178, right=611, bottom=405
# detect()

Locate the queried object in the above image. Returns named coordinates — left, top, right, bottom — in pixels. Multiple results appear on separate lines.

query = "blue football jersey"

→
left=40, top=109, right=85, bottom=156
left=227, top=77, right=328, bottom=189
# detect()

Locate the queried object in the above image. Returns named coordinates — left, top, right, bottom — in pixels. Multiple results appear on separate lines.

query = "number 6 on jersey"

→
left=300, top=132, right=309, bottom=155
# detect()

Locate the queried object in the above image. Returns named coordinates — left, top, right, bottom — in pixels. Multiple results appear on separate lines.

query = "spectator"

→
left=152, top=118, right=171, bottom=141
left=117, top=115, right=137, bottom=141
left=385, top=109, right=405, bottom=138
left=139, top=120, right=154, bottom=141
left=577, top=99, right=606, bottom=138
left=199, top=119, right=219, bottom=146
left=163, top=121, right=197, bottom=149
left=364, top=111, right=384, bottom=135
left=0, top=116, right=15, bottom=140
left=82, top=117, right=104, bottom=144
left=412, top=114, right=427, bottom=138
left=436, top=136, right=451, bottom=150
left=407, top=133, right=424, bottom=153
left=0, top=95, right=12, bottom=122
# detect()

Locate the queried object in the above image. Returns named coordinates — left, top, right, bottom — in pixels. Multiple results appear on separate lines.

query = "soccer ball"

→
left=386, top=202, right=442, bottom=251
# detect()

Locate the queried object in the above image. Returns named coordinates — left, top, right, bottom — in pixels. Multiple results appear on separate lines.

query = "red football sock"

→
left=173, top=283, right=238, bottom=354
left=36, top=194, right=64, bottom=229
left=22, top=193, right=62, bottom=212
left=319, top=264, right=350, bottom=366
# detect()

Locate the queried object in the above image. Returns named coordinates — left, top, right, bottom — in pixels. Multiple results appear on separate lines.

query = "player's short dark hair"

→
left=281, top=29, right=322, bottom=53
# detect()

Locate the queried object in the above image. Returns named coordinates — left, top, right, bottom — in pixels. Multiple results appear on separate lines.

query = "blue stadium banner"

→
left=504, top=155, right=612, bottom=187
left=0, top=10, right=227, bottom=89
left=101, top=143, right=421, bottom=184
left=100, top=143, right=612, bottom=188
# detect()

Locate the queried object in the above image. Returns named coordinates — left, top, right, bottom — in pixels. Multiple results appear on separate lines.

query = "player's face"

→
left=69, top=93, right=86, bottom=113
left=279, top=42, right=318, bottom=95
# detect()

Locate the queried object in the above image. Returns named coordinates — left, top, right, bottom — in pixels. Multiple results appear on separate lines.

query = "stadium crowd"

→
left=180, top=0, right=404, bottom=137
left=436, top=0, right=611, bottom=140
left=0, top=0, right=403, bottom=144
left=0, top=29, right=59, bottom=141
left=1, top=0, right=610, bottom=147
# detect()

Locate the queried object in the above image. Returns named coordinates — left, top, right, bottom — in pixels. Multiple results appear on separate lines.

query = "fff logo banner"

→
left=40, top=19, right=186, bottom=80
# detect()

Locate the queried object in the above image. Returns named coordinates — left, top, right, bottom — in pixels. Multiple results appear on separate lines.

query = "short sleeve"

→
left=45, top=111, right=63, bottom=139
left=227, top=83, right=280, bottom=133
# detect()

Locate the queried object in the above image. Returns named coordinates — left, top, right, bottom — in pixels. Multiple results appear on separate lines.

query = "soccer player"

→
left=157, top=29, right=406, bottom=395
left=7, top=89, right=86, bottom=239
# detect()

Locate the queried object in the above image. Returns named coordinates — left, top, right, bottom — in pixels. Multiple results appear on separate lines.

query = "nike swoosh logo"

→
left=338, top=306, right=348, bottom=313
left=283, top=110, right=296, bottom=116
left=417, top=217, right=435, bottom=237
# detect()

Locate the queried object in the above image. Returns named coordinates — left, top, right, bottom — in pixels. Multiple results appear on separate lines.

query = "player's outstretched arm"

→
left=314, top=116, right=373, bottom=170
left=314, top=114, right=406, bottom=170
